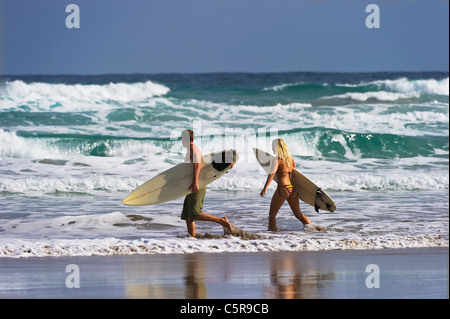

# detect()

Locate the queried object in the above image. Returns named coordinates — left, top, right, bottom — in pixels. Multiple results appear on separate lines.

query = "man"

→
left=180, top=129, right=232, bottom=237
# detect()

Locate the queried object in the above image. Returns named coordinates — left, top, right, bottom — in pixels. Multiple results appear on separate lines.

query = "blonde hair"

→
left=273, top=139, right=293, bottom=168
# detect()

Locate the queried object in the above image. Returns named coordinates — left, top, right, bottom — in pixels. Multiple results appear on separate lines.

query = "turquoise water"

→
left=0, top=72, right=448, bottom=257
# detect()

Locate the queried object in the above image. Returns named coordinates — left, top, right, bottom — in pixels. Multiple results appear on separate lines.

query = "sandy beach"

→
left=0, top=247, right=447, bottom=300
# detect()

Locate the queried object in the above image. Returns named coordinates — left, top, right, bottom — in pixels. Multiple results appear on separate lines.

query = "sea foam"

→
left=0, top=169, right=447, bottom=195
left=0, top=80, right=170, bottom=112
left=0, top=234, right=447, bottom=258
left=378, top=77, right=449, bottom=96
left=323, top=77, right=449, bottom=101
left=326, top=91, right=420, bottom=101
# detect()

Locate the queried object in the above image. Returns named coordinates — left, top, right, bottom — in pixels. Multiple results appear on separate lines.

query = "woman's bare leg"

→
left=268, top=188, right=287, bottom=230
left=287, top=192, right=312, bottom=225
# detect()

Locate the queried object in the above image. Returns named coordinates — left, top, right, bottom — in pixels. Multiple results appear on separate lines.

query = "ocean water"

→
left=0, top=72, right=448, bottom=258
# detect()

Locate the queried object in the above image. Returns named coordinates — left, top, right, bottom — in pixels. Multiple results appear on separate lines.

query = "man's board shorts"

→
left=181, top=187, right=206, bottom=221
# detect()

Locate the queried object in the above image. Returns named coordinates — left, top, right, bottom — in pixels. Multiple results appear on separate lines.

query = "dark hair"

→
left=182, top=129, right=194, bottom=142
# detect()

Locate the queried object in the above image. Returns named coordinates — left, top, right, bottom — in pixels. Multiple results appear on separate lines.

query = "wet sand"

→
left=0, top=247, right=448, bottom=299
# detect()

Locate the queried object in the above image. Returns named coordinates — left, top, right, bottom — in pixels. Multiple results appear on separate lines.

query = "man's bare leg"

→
left=185, top=219, right=196, bottom=237
left=185, top=214, right=232, bottom=237
left=196, top=213, right=232, bottom=233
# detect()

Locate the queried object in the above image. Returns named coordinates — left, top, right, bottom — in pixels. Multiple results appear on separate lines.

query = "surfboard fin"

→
left=314, top=188, right=324, bottom=213
left=212, top=150, right=237, bottom=172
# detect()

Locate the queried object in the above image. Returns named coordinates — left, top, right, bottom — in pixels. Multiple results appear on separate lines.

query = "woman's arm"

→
left=260, top=157, right=279, bottom=197
left=260, top=173, right=275, bottom=197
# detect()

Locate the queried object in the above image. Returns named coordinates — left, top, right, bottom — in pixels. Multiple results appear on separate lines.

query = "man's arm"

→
left=188, top=145, right=201, bottom=193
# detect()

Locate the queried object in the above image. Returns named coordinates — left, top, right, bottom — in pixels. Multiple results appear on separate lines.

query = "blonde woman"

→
left=260, top=139, right=312, bottom=231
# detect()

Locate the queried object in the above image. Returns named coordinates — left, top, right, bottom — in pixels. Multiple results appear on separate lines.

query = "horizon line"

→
left=2, top=70, right=449, bottom=77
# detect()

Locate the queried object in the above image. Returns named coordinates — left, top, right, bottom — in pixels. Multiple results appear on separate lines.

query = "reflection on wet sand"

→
left=266, top=252, right=335, bottom=299
left=184, top=255, right=207, bottom=299
left=2, top=248, right=445, bottom=298
left=123, top=251, right=336, bottom=299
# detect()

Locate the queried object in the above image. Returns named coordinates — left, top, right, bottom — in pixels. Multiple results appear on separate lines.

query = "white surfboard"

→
left=253, top=148, right=337, bottom=212
left=122, top=149, right=239, bottom=206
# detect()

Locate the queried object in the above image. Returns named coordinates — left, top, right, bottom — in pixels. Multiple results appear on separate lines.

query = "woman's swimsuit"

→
left=282, top=184, right=294, bottom=195
left=278, top=171, right=295, bottom=197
